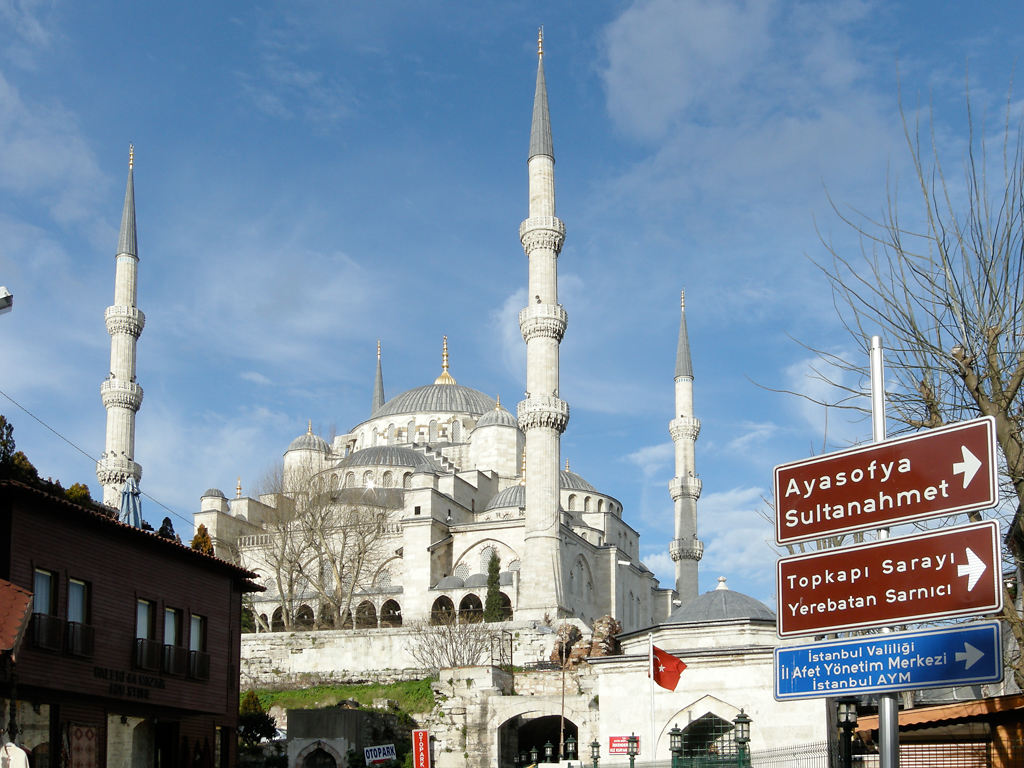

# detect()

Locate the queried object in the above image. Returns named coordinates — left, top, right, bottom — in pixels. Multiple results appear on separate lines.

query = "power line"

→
left=0, top=387, right=194, bottom=530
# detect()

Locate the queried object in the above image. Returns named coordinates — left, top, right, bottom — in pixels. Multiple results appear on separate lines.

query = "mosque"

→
left=187, top=30, right=705, bottom=634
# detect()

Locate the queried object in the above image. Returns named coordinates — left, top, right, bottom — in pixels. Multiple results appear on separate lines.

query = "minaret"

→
left=97, top=146, right=145, bottom=507
left=516, top=29, right=570, bottom=619
left=668, top=290, right=702, bottom=600
left=372, top=340, right=385, bottom=413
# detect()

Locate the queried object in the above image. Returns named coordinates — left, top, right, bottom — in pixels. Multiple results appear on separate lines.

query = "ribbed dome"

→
left=287, top=430, right=329, bottom=453
left=372, top=384, right=496, bottom=419
left=560, top=469, right=597, bottom=492
left=339, top=446, right=443, bottom=471
left=475, top=404, right=518, bottom=429
left=668, top=578, right=775, bottom=624
left=483, top=484, right=526, bottom=511
left=201, top=488, right=225, bottom=498
left=434, top=576, right=465, bottom=589
left=463, top=573, right=489, bottom=588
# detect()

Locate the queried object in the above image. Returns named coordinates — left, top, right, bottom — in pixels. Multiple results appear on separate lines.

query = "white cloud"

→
left=624, top=441, right=673, bottom=479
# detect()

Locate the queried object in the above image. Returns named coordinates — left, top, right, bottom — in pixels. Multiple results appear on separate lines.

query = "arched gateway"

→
left=497, top=714, right=580, bottom=768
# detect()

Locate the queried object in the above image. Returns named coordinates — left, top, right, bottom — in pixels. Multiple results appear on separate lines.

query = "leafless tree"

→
left=406, top=616, right=494, bottom=673
left=789, top=82, right=1024, bottom=686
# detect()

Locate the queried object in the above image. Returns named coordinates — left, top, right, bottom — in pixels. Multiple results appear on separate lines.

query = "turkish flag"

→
left=650, top=646, right=687, bottom=691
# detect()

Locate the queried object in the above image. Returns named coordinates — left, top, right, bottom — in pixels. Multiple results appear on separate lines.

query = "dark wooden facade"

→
left=0, top=480, right=260, bottom=768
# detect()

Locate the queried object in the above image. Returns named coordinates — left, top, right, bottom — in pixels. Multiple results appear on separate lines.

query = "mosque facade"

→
left=188, top=34, right=706, bottom=635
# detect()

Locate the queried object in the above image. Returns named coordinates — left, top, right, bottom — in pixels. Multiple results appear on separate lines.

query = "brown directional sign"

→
left=777, top=520, right=1002, bottom=637
left=774, top=416, right=997, bottom=545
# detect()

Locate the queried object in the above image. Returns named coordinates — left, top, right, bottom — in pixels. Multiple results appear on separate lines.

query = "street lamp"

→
left=668, top=724, right=683, bottom=768
left=521, top=752, right=529, bottom=766
left=530, top=746, right=539, bottom=765
left=837, top=697, right=859, bottom=768
left=544, top=741, right=554, bottom=763
left=733, top=710, right=751, bottom=767
left=590, top=740, right=600, bottom=768
left=566, top=735, right=577, bottom=761
left=514, top=752, right=521, bottom=768
left=626, top=733, right=639, bottom=768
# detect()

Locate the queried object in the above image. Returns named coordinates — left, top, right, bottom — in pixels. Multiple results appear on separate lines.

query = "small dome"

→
left=463, top=573, right=489, bottom=588
left=668, top=577, right=775, bottom=624
left=434, top=575, right=465, bottom=589
left=475, top=403, right=518, bottom=429
left=560, top=469, right=597, bottom=492
left=287, top=424, right=329, bottom=453
left=372, top=384, right=496, bottom=419
left=498, top=571, right=513, bottom=586
left=484, top=484, right=526, bottom=511
left=201, top=488, right=225, bottom=498
left=338, top=446, right=443, bottom=472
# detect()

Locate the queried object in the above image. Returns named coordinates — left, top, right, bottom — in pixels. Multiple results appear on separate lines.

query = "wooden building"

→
left=0, top=480, right=261, bottom=768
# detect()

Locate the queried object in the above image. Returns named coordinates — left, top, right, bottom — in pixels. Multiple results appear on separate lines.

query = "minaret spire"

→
left=372, top=340, right=385, bottom=413
left=668, top=289, right=702, bottom=600
left=434, top=335, right=456, bottom=385
left=517, top=31, right=569, bottom=621
left=97, top=146, right=146, bottom=507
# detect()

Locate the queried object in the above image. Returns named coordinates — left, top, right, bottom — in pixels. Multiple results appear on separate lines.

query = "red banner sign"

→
left=777, top=520, right=1002, bottom=637
left=608, top=736, right=639, bottom=755
left=412, top=730, right=430, bottom=768
left=774, top=417, right=997, bottom=544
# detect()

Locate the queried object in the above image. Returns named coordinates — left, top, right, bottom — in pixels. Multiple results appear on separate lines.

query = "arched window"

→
left=344, top=472, right=355, bottom=488
left=479, top=546, right=497, bottom=573
left=296, top=605, right=314, bottom=629
left=407, top=420, right=416, bottom=443
left=355, top=601, right=377, bottom=629
left=430, top=596, right=455, bottom=625
left=271, top=607, right=284, bottom=632
left=429, top=420, right=438, bottom=442
left=507, top=559, right=520, bottom=572
left=374, top=569, right=392, bottom=590
left=459, top=594, right=483, bottom=623
left=382, top=471, right=394, bottom=488
left=597, top=499, right=604, bottom=513
left=387, top=424, right=396, bottom=445
left=496, top=592, right=513, bottom=620
left=330, top=474, right=340, bottom=490
left=403, top=472, right=413, bottom=489
left=362, top=470, right=373, bottom=487
left=380, top=600, right=402, bottom=627
left=451, top=420, right=461, bottom=442
left=568, top=494, right=577, bottom=511
left=454, top=562, right=470, bottom=580
left=372, top=427, right=379, bottom=446
left=584, top=496, right=591, bottom=512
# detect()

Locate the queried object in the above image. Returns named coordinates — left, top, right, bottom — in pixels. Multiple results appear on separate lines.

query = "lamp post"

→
left=626, top=733, right=639, bottom=768
left=544, top=741, right=555, bottom=763
left=530, top=746, right=539, bottom=765
left=668, top=724, right=683, bottom=768
left=521, top=752, right=529, bottom=767
left=837, top=698, right=859, bottom=768
left=733, top=710, right=751, bottom=767
left=590, top=740, right=600, bottom=768
left=566, top=735, right=577, bottom=762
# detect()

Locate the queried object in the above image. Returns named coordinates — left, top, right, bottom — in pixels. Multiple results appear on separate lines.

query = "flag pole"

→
left=649, top=633, right=656, bottom=764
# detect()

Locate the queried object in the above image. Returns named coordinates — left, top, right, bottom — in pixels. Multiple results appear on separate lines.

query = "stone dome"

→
left=463, top=573, right=489, bottom=588
left=287, top=427, right=329, bottom=453
left=372, top=384, right=496, bottom=419
left=338, top=446, right=443, bottom=472
left=483, top=484, right=526, bottom=511
left=434, top=575, right=465, bottom=589
left=668, top=577, right=775, bottom=624
left=201, top=488, right=225, bottom=498
left=474, top=403, right=518, bottom=429
left=560, top=469, right=597, bottom=492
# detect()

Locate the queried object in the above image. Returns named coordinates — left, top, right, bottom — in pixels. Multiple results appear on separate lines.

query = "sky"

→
left=1, top=0, right=1022, bottom=609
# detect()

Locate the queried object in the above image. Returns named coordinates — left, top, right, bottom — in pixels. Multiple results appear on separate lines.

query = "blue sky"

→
left=1, top=0, right=1022, bottom=608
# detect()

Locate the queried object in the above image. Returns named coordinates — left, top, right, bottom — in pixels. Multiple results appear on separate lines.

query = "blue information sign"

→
left=774, top=622, right=1002, bottom=700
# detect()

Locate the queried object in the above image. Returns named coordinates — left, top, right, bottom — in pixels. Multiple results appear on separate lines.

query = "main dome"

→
left=371, top=384, right=496, bottom=419
left=668, top=578, right=775, bottom=624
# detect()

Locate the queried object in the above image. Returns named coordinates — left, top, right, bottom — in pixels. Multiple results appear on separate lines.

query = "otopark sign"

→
left=774, top=622, right=1003, bottom=700
left=776, top=520, right=1001, bottom=637
left=774, top=416, right=997, bottom=545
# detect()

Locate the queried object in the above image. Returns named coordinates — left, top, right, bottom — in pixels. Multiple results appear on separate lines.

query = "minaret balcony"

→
left=669, top=476, right=702, bottom=501
left=669, top=416, right=701, bottom=442
left=519, top=216, right=565, bottom=256
left=670, top=537, right=704, bottom=562
left=100, top=379, right=144, bottom=411
left=96, top=454, right=142, bottom=487
left=519, top=303, right=568, bottom=342
left=517, top=395, right=569, bottom=433
left=105, top=305, right=146, bottom=338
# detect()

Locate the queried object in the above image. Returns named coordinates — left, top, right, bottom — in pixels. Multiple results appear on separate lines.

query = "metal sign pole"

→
left=871, top=336, right=899, bottom=768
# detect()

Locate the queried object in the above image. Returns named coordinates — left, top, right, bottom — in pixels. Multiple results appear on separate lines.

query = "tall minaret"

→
left=96, top=146, right=145, bottom=507
left=372, top=340, right=385, bottom=413
left=516, top=29, right=570, bottom=620
left=668, top=290, right=702, bottom=600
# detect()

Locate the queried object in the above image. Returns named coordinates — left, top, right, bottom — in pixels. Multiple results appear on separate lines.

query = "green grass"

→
left=245, top=678, right=436, bottom=714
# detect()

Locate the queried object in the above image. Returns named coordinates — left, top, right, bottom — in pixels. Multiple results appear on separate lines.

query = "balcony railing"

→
left=134, top=638, right=161, bottom=671
left=189, top=650, right=211, bottom=680
left=163, top=644, right=188, bottom=676
left=65, top=622, right=95, bottom=658
left=30, top=613, right=63, bottom=652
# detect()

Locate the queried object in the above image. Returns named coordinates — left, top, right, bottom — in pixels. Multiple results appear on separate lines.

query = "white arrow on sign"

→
left=955, top=642, right=984, bottom=670
left=957, top=547, right=987, bottom=591
left=952, top=445, right=982, bottom=489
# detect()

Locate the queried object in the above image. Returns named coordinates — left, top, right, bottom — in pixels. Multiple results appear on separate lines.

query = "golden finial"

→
left=307, top=420, right=313, bottom=434
left=565, top=458, right=570, bottom=472
left=236, top=477, right=242, bottom=498
left=129, top=144, right=134, bottom=170
left=680, top=289, right=685, bottom=310
left=377, top=339, right=381, bottom=360
left=434, top=335, right=456, bottom=385
left=495, top=394, right=501, bottom=409
left=537, top=27, right=544, bottom=57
